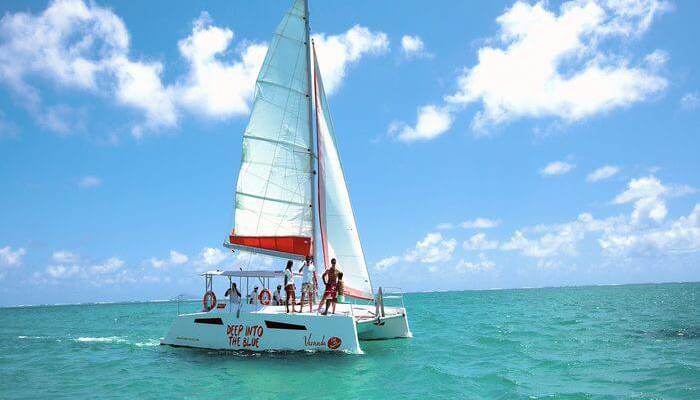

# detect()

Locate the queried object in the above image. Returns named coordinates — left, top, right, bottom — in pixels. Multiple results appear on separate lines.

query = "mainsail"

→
left=227, top=0, right=314, bottom=259
left=313, top=45, right=373, bottom=300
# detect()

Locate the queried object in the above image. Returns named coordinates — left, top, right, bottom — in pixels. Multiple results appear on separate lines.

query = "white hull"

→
left=161, top=303, right=410, bottom=354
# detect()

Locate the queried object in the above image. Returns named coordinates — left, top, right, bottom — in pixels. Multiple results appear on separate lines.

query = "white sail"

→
left=313, top=46, right=373, bottom=300
left=228, top=0, right=314, bottom=259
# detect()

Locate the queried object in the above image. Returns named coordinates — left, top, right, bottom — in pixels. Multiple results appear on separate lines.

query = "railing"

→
left=380, top=286, right=406, bottom=310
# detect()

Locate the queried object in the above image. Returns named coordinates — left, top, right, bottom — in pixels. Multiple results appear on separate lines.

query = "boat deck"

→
left=209, top=302, right=396, bottom=322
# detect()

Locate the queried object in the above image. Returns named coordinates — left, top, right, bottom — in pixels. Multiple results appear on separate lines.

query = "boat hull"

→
left=161, top=305, right=362, bottom=354
left=356, top=309, right=412, bottom=340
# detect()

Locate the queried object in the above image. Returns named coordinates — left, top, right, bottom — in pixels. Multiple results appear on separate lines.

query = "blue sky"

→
left=1, top=0, right=699, bottom=306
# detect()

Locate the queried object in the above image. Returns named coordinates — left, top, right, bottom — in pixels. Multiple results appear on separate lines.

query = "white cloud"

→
left=46, top=264, right=81, bottom=279
left=0, top=246, right=26, bottom=267
left=541, top=161, right=575, bottom=176
left=390, top=105, right=454, bottom=142
left=600, top=204, right=700, bottom=256
left=445, top=0, right=668, bottom=131
left=435, top=223, right=455, bottom=231
left=174, top=13, right=265, bottom=120
left=400, top=35, right=430, bottom=58
left=455, top=257, right=496, bottom=273
left=375, top=256, right=400, bottom=271
left=613, top=175, right=694, bottom=226
left=587, top=165, right=620, bottom=182
left=52, top=250, right=78, bottom=263
left=404, top=232, right=457, bottom=264
left=501, top=213, right=616, bottom=258
left=149, top=249, right=189, bottom=269
left=0, top=2, right=388, bottom=137
left=461, top=218, right=501, bottom=229
left=90, top=257, right=124, bottom=274
left=169, top=250, right=188, bottom=265
left=78, top=175, right=101, bottom=188
left=312, top=25, right=389, bottom=95
left=680, top=92, right=699, bottom=110
left=463, top=233, right=499, bottom=251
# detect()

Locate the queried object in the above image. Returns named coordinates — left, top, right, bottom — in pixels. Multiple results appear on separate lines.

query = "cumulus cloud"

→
left=446, top=0, right=669, bottom=131
left=501, top=213, right=618, bottom=258
left=389, top=104, right=453, bottom=142
left=400, top=35, right=430, bottom=58
left=461, top=218, right=501, bottom=229
left=404, top=232, right=457, bottom=264
left=149, top=250, right=189, bottom=269
left=312, top=25, right=389, bottom=95
left=375, top=256, right=400, bottom=271
left=174, top=12, right=265, bottom=120
left=391, top=0, right=669, bottom=140
left=0, top=1, right=388, bottom=137
left=0, top=246, right=26, bottom=267
left=541, top=161, right=575, bottom=176
left=463, top=233, right=499, bottom=251
left=455, top=257, right=496, bottom=273
left=600, top=204, right=700, bottom=256
left=587, top=165, right=620, bottom=182
left=613, top=175, right=695, bottom=226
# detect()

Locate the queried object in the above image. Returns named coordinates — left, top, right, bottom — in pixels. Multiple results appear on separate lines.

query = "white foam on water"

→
left=134, top=338, right=161, bottom=347
left=74, top=336, right=127, bottom=343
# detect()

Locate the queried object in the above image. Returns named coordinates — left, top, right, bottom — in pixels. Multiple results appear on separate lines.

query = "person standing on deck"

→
left=225, top=283, right=241, bottom=304
left=284, top=260, right=297, bottom=313
left=298, top=256, right=317, bottom=313
left=319, top=258, right=339, bottom=315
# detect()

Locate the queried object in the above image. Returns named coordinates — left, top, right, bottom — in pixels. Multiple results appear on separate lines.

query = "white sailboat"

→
left=161, top=0, right=411, bottom=354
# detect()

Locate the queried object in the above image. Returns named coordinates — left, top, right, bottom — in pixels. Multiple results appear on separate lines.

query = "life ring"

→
left=259, top=289, right=272, bottom=305
left=202, top=291, right=217, bottom=311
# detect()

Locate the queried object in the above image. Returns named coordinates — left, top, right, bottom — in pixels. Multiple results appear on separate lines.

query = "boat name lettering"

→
left=303, top=334, right=326, bottom=347
left=227, top=324, right=264, bottom=348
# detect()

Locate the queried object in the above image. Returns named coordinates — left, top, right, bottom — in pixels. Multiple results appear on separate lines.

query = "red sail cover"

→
left=228, top=235, right=312, bottom=258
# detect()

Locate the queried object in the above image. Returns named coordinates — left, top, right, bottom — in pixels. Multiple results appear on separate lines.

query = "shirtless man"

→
left=319, top=258, right=339, bottom=315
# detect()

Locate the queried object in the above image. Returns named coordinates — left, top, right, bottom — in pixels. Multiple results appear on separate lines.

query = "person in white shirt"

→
left=298, top=256, right=317, bottom=313
left=284, top=260, right=297, bottom=313
left=250, top=286, right=259, bottom=305
left=272, top=285, right=283, bottom=306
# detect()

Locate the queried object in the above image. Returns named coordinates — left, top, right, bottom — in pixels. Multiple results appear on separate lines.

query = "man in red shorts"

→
left=318, top=258, right=339, bottom=315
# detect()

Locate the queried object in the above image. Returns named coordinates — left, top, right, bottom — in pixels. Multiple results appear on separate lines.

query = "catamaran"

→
left=161, top=0, right=411, bottom=354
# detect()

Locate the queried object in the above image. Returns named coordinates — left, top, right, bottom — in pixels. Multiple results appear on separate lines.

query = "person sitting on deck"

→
left=298, top=256, right=316, bottom=313
left=284, top=260, right=297, bottom=313
left=273, top=285, right=283, bottom=306
left=319, top=258, right=339, bottom=315
left=225, top=283, right=241, bottom=304
left=332, top=272, right=345, bottom=314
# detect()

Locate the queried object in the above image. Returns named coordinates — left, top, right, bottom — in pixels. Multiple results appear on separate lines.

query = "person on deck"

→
left=298, top=256, right=317, bottom=313
left=332, top=272, right=345, bottom=314
left=319, top=258, right=339, bottom=315
left=250, top=286, right=259, bottom=305
left=273, top=285, right=283, bottom=306
left=225, top=283, right=241, bottom=304
left=284, top=260, right=297, bottom=313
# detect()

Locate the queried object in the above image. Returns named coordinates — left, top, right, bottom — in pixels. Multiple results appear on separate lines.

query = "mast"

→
left=304, top=0, right=318, bottom=265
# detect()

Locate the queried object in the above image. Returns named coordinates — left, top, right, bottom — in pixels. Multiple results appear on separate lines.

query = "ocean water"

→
left=1, top=283, right=699, bottom=399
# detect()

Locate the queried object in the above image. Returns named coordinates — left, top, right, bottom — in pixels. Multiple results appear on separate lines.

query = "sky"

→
left=0, top=0, right=699, bottom=306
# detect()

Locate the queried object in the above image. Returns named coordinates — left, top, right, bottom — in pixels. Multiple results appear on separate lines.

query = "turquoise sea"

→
left=1, top=283, right=699, bottom=399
